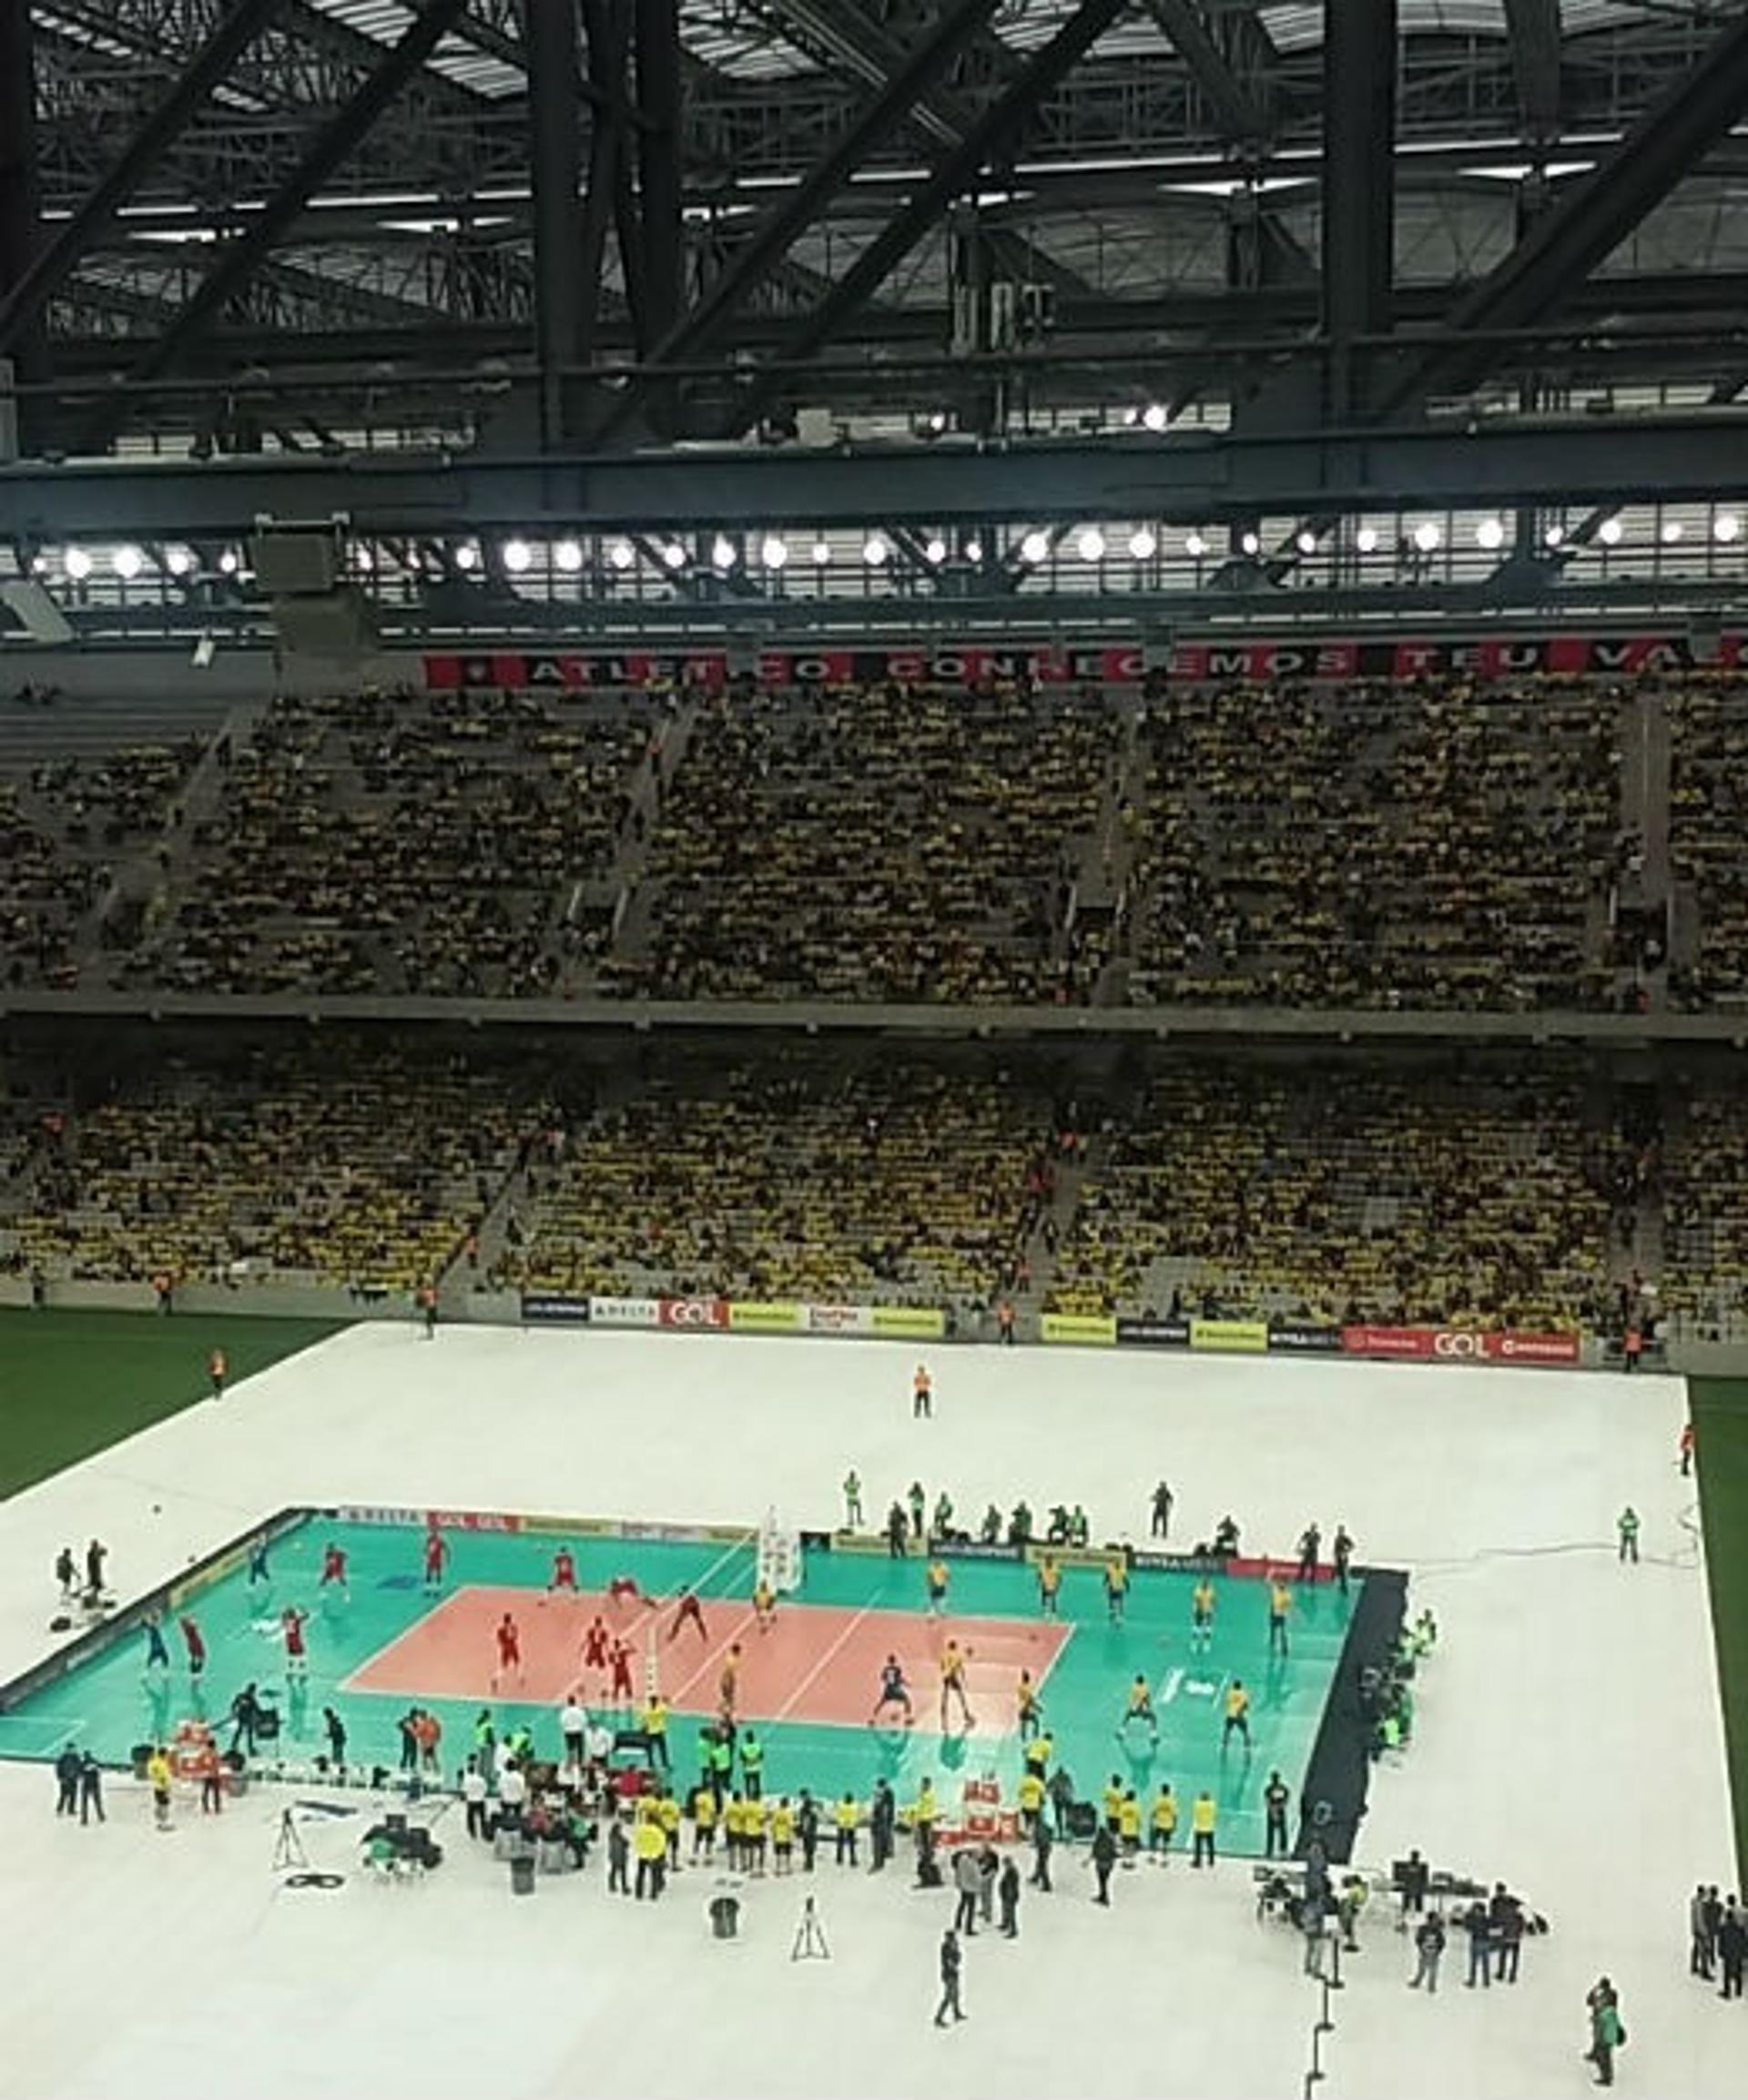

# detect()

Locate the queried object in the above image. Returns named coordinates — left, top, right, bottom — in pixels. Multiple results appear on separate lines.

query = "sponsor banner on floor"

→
left=805, top=1303, right=874, bottom=1336
left=1267, top=1322, right=1344, bottom=1354
left=518, top=1293, right=593, bottom=1324
left=869, top=1305, right=947, bottom=1340
left=658, top=1296, right=729, bottom=1331
left=1040, top=1312, right=1118, bottom=1346
left=727, top=1300, right=806, bottom=1334
left=1114, top=1316, right=1190, bottom=1347
left=587, top=1295, right=661, bottom=1329
left=1189, top=1317, right=1269, bottom=1354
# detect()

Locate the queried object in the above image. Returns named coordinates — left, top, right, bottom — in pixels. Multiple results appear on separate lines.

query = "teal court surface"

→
left=0, top=1510, right=1358, bottom=1853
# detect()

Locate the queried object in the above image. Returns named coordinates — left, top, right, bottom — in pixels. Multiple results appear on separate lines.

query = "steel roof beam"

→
left=1503, top=0, right=1561, bottom=142
left=1143, top=0, right=1268, bottom=149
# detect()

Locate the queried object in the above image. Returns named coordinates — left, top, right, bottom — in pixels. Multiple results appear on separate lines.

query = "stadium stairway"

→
left=586, top=698, right=698, bottom=985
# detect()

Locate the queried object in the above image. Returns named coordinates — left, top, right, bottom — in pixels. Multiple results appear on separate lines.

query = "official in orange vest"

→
left=912, top=1364, right=932, bottom=1420
left=997, top=1300, right=1015, bottom=1345
left=208, top=1348, right=228, bottom=1400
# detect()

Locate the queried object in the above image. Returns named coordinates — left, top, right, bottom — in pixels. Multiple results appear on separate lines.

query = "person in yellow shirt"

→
left=641, top=1694, right=670, bottom=1770
left=1123, top=1671, right=1158, bottom=1742
left=939, top=1641, right=972, bottom=1733
left=771, top=1796, right=796, bottom=1873
left=752, top=1578, right=777, bottom=1633
left=656, top=1789, right=681, bottom=1864
left=1192, top=1576, right=1216, bottom=1655
left=833, top=1791, right=859, bottom=1865
left=914, top=1776, right=939, bottom=1842
left=745, top=1792, right=769, bottom=1875
left=147, top=1746, right=173, bottom=1830
left=1268, top=1578, right=1293, bottom=1658
left=1191, top=1790, right=1217, bottom=1867
left=1150, top=1782, right=1178, bottom=1858
left=1037, top=1555, right=1062, bottom=1619
left=690, top=1782, right=718, bottom=1861
left=1104, top=1552, right=1130, bottom=1626
left=1016, top=1768, right=1046, bottom=1833
left=926, top=1558, right=949, bottom=1618
left=722, top=1793, right=746, bottom=1872
left=1118, top=1788, right=1142, bottom=1856
left=1223, top=1679, right=1252, bottom=1753
left=633, top=1808, right=667, bottom=1897
left=1016, top=1669, right=1042, bottom=1740
left=912, top=1363, right=932, bottom=1419
left=1102, top=1772, right=1125, bottom=1830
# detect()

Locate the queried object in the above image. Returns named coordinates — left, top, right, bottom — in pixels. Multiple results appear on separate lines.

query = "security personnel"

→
left=1264, top=1769, right=1292, bottom=1857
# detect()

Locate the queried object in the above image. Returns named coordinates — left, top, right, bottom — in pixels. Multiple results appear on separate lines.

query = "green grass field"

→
left=0, top=1309, right=343, bottom=1497
left=1692, top=1377, right=1748, bottom=1882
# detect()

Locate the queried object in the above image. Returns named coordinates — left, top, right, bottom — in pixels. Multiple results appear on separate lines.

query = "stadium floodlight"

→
left=759, top=533, right=789, bottom=571
left=502, top=537, right=533, bottom=573
left=663, top=541, right=688, bottom=570
left=1240, top=530, right=1261, bottom=556
left=63, top=546, right=93, bottom=580
left=1142, top=402, right=1168, bottom=432
left=923, top=536, right=948, bottom=565
left=111, top=544, right=144, bottom=580
left=1184, top=530, right=1208, bottom=558
left=1661, top=519, right=1684, bottom=544
left=711, top=534, right=737, bottom=570
left=1355, top=524, right=1379, bottom=554
left=1412, top=521, right=1441, bottom=553
left=810, top=537, right=832, bottom=566
left=1715, top=512, right=1742, bottom=543
left=554, top=538, right=584, bottom=573
left=352, top=545, right=374, bottom=573
left=1475, top=517, right=1505, bottom=551
left=1543, top=522, right=1566, bottom=548
left=862, top=533, right=889, bottom=566
left=1121, top=406, right=1141, bottom=427
left=608, top=539, right=635, bottom=571
left=1076, top=526, right=1106, bottom=563
left=453, top=542, right=480, bottom=571
left=1295, top=529, right=1318, bottom=555
left=1020, top=530, right=1050, bottom=564
left=29, top=552, right=49, bottom=575
left=1128, top=527, right=1157, bottom=560
left=964, top=538, right=983, bottom=563
left=1598, top=515, right=1623, bottom=545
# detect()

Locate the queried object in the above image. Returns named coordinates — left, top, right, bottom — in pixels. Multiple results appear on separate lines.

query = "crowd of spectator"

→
left=1126, top=680, right=1620, bottom=1010
left=1047, top=1060, right=1621, bottom=1332
left=1669, top=682, right=1748, bottom=1010
left=1662, top=1087, right=1748, bottom=1338
left=602, top=682, right=1116, bottom=1004
left=104, top=690, right=653, bottom=999
left=493, top=1060, right=1052, bottom=1309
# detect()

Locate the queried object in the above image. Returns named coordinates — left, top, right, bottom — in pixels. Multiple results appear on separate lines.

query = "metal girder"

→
left=1503, top=0, right=1561, bottom=142
left=739, top=0, right=1133, bottom=427
left=0, top=0, right=289, bottom=361
left=10, top=412, right=1748, bottom=541
left=1321, top=0, right=1396, bottom=417
left=1143, top=0, right=1268, bottom=148
left=593, top=0, right=1002, bottom=439
left=634, top=0, right=685, bottom=350
left=527, top=0, right=584, bottom=444
left=1383, top=6, right=1748, bottom=417
left=0, top=0, right=43, bottom=382
left=92, top=0, right=472, bottom=426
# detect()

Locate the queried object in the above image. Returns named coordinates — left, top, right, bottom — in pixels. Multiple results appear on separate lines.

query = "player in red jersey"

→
left=493, top=1611, right=523, bottom=1688
left=422, top=1528, right=448, bottom=1593
left=666, top=1589, right=706, bottom=1642
left=608, top=1638, right=635, bottom=1702
left=581, top=1614, right=610, bottom=1670
left=550, top=1547, right=578, bottom=1592
left=606, top=1574, right=643, bottom=1608
left=180, top=1614, right=206, bottom=1676
left=320, top=1543, right=348, bottom=1588
left=280, top=1606, right=309, bottom=1676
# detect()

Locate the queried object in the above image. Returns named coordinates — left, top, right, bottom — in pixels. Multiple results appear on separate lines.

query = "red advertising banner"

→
left=426, top=632, right=1743, bottom=695
left=657, top=1296, right=729, bottom=1331
left=1342, top=1325, right=1581, bottom=1365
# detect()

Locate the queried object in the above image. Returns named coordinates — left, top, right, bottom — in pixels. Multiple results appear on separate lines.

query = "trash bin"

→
left=510, top=1852, right=536, bottom=1896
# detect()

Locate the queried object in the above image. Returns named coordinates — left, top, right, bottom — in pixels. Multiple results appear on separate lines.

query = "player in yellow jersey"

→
left=1122, top=1670, right=1158, bottom=1741
left=1222, top=1678, right=1252, bottom=1753
left=1104, top=1551, right=1130, bottom=1626
left=1037, top=1555, right=1062, bottom=1618
left=752, top=1578, right=777, bottom=1633
left=1016, top=1668, right=1042, bottom=1740
left=1191, top=1574, right=1216, bottom=1654
left=1150, top=1782, right=1177, bottom=1858
left=690, top=1781, right=718, bottom=1861
left=939, top=1639, right=973, bottom=1733
left=1267, top=1578, right=1292, bottom=1657
left=926, top=1557, right=949, bottom=1617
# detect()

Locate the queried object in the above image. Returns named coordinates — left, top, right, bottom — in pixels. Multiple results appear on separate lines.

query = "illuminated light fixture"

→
left=662, top=541, right=688, bottom=570
left=1021, top=530, right=1050, bottom=564
left=1128, top=527, right=1157, bottom=560
left=1715, top=512, right=1742, bottom=543
left=759, top=533, right=788, bottom=571
left=554, top=538, right=584, bottom=573
left=810, top=538, right=832, bottom=566
left=111, top=544, right=144, bottom=580
left=1296, top=529, right=1318, bottom=555
left=29, top=552, right=49, bottom=575
left=1661, top=519, right=1684, bottom=544
left=1598, top=515, right=1623, bottom=546
left=352, top=544, right=374, bottom=573
left=1240, top=530, right=1260, bottom=556
left=1412, top=521, right=1441, bottom=553
left=862, top=533, right=889, bottom=566
left=1355, top=524, right=1379, bottom=554
left=608, top=539, right=635, bottom=571
left=1142, top=402, right=1168, bottom=432
left=964, top=538, right=983, bottom=563
left=1122, top=406, right=1140, bottom=427
left=453, top=542, right=480, bottom=571
left=64, top=546, right=93, bottom=580
left=1184, top=531, right=1208, bottom=558
left=926, top=410, right=948, bottom=434
left=1543, top=522, right=1565, bottom=549
left=1474, top=517, right=1505, bottom=551
left=711, top=534, right=737, bottom=570
left=923, top=536, right=948, bottom=565
left=502, top=538, right=533, bottom=573
left=1076, top=526, right=1106, bottom=562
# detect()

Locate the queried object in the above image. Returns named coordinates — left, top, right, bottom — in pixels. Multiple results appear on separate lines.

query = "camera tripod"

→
left=790, top=1892, right=830, bottom=1963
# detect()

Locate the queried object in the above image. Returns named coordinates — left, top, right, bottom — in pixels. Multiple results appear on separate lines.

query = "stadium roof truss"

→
left=3, top=0, right=1748, bottom=638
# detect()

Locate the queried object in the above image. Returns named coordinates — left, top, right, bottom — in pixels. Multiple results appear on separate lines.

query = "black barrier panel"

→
left=1115, top=1317, right=1190, bottom=1346
left=1267, top=1324, right=1344, bottom=1354
left=520, top=1295, right=593, bottom=1324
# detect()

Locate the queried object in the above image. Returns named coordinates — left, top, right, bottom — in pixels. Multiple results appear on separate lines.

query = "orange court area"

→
left=343, top=1582, right=1074, bottom=1730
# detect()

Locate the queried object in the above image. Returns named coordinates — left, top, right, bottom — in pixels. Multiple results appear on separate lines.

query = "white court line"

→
left=771, top=1599, right=877, bottom=1722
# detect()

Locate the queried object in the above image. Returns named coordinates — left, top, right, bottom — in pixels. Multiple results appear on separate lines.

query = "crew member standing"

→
left=1150, top=1480, right=1174, bottom=1539
left=934, top=1929, right=965, bottom=2027
left=208, top=1347, right=228, bottom=1400
left=913, top=1364, right=933, bottom=1420
left=1263, top=1770, right=1291, bottom=1858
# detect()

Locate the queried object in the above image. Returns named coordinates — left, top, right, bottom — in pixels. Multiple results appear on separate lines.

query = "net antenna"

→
left=757, top=1507, right=804, bottom=1595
